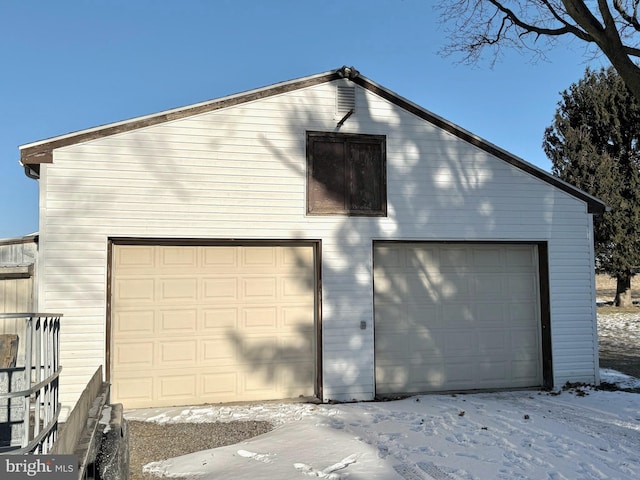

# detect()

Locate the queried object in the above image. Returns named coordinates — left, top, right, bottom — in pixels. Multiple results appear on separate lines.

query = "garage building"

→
left=19, top=67, right=606, bottom=413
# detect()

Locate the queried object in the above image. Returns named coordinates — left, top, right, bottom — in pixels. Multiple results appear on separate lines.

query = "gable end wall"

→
left=35, top=81, right=598, bottom=413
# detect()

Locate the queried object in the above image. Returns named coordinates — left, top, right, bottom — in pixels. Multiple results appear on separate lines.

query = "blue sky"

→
left=0, top=0, right=606, bottom=238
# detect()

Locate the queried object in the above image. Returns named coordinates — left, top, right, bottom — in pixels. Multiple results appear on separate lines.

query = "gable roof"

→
left=19, top=66, right=607, bottom=214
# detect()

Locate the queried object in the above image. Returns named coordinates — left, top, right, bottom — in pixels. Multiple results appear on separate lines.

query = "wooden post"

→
left=0, top=334, right=18, bottom=368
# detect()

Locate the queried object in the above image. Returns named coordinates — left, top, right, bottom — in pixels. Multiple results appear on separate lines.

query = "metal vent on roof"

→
left=336, top=85, right=356, bottom=115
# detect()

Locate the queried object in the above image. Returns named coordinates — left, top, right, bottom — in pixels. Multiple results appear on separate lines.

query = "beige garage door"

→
left=111, top=244, right=317, bottom=408
left=374, top=243, right=542, bottom=395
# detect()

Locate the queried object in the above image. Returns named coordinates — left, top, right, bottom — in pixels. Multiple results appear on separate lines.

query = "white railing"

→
left=0, top=313, right=62, bottom=454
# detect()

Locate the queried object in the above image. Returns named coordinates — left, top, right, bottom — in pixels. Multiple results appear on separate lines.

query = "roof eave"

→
left=19, top=68, right=345, bottom=173
left=350, top=74, right=609, bottom=215
left=18, top=65, right=609, bottom=214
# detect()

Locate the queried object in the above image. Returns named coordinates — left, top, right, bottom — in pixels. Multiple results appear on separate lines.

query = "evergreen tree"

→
left=544, top=66, right=640, bottom=307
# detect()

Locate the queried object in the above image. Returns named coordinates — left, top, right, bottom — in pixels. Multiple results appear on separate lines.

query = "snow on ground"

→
left=126, top=313, right=640, bottom=480
left=127, top=370, right=640, bottom=480
left=597, top=311, right=640, bottom=346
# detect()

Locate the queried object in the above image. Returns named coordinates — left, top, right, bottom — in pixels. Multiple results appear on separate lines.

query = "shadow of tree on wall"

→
left=225, top=323, right=317, bottom=399
left=47, top=73, right=565, bottom=408
left=222, top=77, right=555, bottom=400
left=221, top=240, right=319, bottom=400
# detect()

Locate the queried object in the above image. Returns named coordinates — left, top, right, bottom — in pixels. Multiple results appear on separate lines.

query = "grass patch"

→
left=597, top=304, right=640, bottom=315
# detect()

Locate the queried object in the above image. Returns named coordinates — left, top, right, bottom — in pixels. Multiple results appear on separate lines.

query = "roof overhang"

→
left=19, top=66, right=609, bottom=214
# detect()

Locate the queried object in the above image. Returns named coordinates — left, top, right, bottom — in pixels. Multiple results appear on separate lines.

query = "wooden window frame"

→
left=306, top=131, right=387, bottom=216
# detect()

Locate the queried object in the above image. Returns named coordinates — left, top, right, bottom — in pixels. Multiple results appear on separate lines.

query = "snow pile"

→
left=133, top=370, right=640, bottom=480
left=127, top=401, right=324, bottom=425
left=598, top=312, right=640, bottom=347
left=601, top=368, right=640, bottom=389
left=129, top=309, right=640, bottom=480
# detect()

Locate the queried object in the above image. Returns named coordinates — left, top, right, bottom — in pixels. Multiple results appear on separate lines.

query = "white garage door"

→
left=374, top=243, right=542, bottom=394
left=111, top=244, right=317, bottom=408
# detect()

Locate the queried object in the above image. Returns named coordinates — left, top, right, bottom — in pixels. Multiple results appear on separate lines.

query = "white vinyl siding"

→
left=35, top=80, right=597, bottom=413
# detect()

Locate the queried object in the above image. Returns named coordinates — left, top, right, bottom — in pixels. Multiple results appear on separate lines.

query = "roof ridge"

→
left=18, top=66, right=607, bottom=214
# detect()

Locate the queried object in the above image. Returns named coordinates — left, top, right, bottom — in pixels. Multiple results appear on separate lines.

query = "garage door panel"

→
left=375, top=332, right=410, bottom=355
left=508, top=274, right=538, bottom=298
left=477, top=361, right=508, bottom=381
left=239, top=335, right=278, bottom=362
left=409, top=367, right=446, bottom=390
left=472, top=310, right=507, bottom=328
left=243, top=307, right=277, bottom=329
left=116, top=246, right=154, bottom=270
left=406, top=305, right=440, bottom=327
left=282, top=245, right=314, bottom=264
left=158, top=374, right=197, bottom=399
left=377, top=311, right=431, bottom=332
left=376, top=365, right=410, bottom=388
left=443, top=361, right=476, bottom=384
left=158, top=340, right=197, bottom=365
left=202, top=308, right=238, bottom=330
left=114, top=342, right=154, bottom=369
left=375, top=243, right=542, bottom=394
left=278, top=333, right=314, bottom=359
left=402, top=273, right=462, bottom=301
left=282, top=276, right=314, bottom=299
left=512, top=328, right=540, bottom=349
left=279, top=363, right=315, bottom=390
left=201, top=372, right=238, bottom=397
left=113, top=377, right=153, bottom=402
left=374, top=304, right=406, bottom=329
left=203, top=278, right=238, bottom=300
left=440, top=246, right=468, bottom=267
left=472, top=247, right=502, bottom=267
left=111, top=244, right=316, bottom=408
left=373, top=276, right=400, bottom=301
left=409, top=246, right=439, bottom=268
left=379, top=335, right=443, bottom=361
left=408, top=325, right=438, bottom=344
left=512, top=347, right=539, bottom=364
left=515, top=365, right=541, bottom=381
left=374, top=245, right=403, bottom=267
left=405, top=348, right=443, bottom=364
left=243, top=247, right=277, bottom=268
left=441, top=304, right=475, bottom=325
left=475, top=304, right=506, bottom=324
left=506, top=247, right=536, bottom=266
left=444, top=330, right=478, bottom=354
left=409, top=342, right=441, bottom=359
left=201, top=339, right=236, bottom=362
left=281, top=306, right=314, bottom=327
left=159, top=309, right=197, bottom=333
left=203, top=248, right=237, bottom=269
left=114, top=278, right=155, bottom=303
left=475, top=331, right=506, bottom=353
left=114, top=310, right=155, bottom=335
left=160, top=247, right=198, bottom=268
left=159, top=278, right=198, bottom=302
left=242, top=277, right=277, bottom=300
left=243, top=372, right=278, bottom=396
left=507, top=303, right=537, bottom=324
left=473, top=275, right=505, bottom=298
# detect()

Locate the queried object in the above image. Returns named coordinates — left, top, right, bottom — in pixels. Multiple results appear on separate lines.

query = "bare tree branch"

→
left=439, top=1, right=640, bottom=102
left=489, top=0, right=592, bottom=39
left=614, top=0, right=640, bottom=31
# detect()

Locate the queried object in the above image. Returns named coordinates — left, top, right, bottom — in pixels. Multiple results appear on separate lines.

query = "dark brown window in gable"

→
left=307, top=132, right=386, bottom=216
